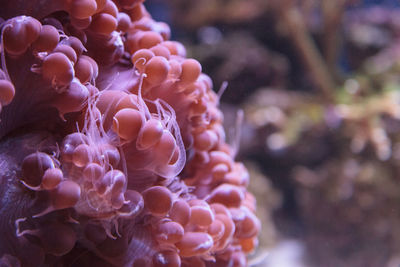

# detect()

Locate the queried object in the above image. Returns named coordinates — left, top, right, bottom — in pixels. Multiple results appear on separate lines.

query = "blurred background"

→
left=147, top=1, right=400, bottom=266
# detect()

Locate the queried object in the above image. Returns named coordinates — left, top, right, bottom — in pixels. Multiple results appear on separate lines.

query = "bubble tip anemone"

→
left=0, top=1, right=260, bottom=266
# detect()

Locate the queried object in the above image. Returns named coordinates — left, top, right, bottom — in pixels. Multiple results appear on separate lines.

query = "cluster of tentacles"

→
left=0, top=0, right=260, bottom=266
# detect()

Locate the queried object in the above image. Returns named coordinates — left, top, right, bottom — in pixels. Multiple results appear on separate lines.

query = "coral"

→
left=0, top=0, right=260, bottom=266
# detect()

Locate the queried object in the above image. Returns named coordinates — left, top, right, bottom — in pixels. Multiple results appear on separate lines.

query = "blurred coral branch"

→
left=273, top=0, right=335, bottom=101
left=321, top=0, right=347, bottom=81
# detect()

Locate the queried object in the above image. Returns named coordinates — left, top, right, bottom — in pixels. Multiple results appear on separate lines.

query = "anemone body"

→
left=0, top=1, right=260, bottom=266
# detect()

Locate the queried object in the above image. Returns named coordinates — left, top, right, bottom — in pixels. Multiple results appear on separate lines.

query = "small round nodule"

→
left=32, top=25, right=59, bottom=53
left=100, top=0, right=118, bottom=17
left=142, top=186, right=172, bottom=216
left=131, top=49, right=155, bottom=73
left=112, top=108, right=142, bottom=141
left=234, top=208, right=261, bottom=239
left=115, top=94, right=139, bottom=112
left=100, top=144, right=120, bottom=167
left=111, top=193, right=125, bottom=209
left=117, top=12, right=131, bottom=32
left=23, top=17, right=41, bottom=44
left=3, top=16, right=41, bottom=55
left=154, top=130, right=177, bottom=165
left=193, top=130, right=218, bottom=151
left=107, top=170, right=126, bottom=194
left=155, top=221, right=184, bottom=244
left=72, top=144, right=92, bottom=167
left=167, top=60, right=182, bottom=80
left=61, top=132, right=88, bottom=161
left=163, top=41, right=186, bottom=57
left=144, top=56, right=170, bottom=85
left=83, top=163, right=104, bottom=182
left=89, top=13, right=117, bottom=35
left=69, top=0, right=98, bottom=19
left=0, top=80, right=15, bottom=106
left=42, top=168, right=63, bottom=190
left=70, top=16, right=92, bottom=29
left=189, top=203, right=215, bottom=228
left=53, top=44, right=78, bottom=64
left=138, top=31, right=163, bottom=50
left=137, top=119, right=163, bottom=149
left=207, top=219, right=225, bottom=242
left=21, top=152, right=54, bottom=187
left=179, top=59, right=201, bottom=85
left=214, top=214, right=235, bottom=250
left=150, top=44, right=171, bottom=59
left=74, top=56, right=94, bottom=83
left=52, top=181, right=81, bottom=209
left=169, top=199, right=191, bottom=226
left=175, top=232, right=213, bottom=257
left=208, top=184, right=244, bottom=208
left=62, top=37, right=85, bottom=57
left=42, top=52, right=74, bottom=87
